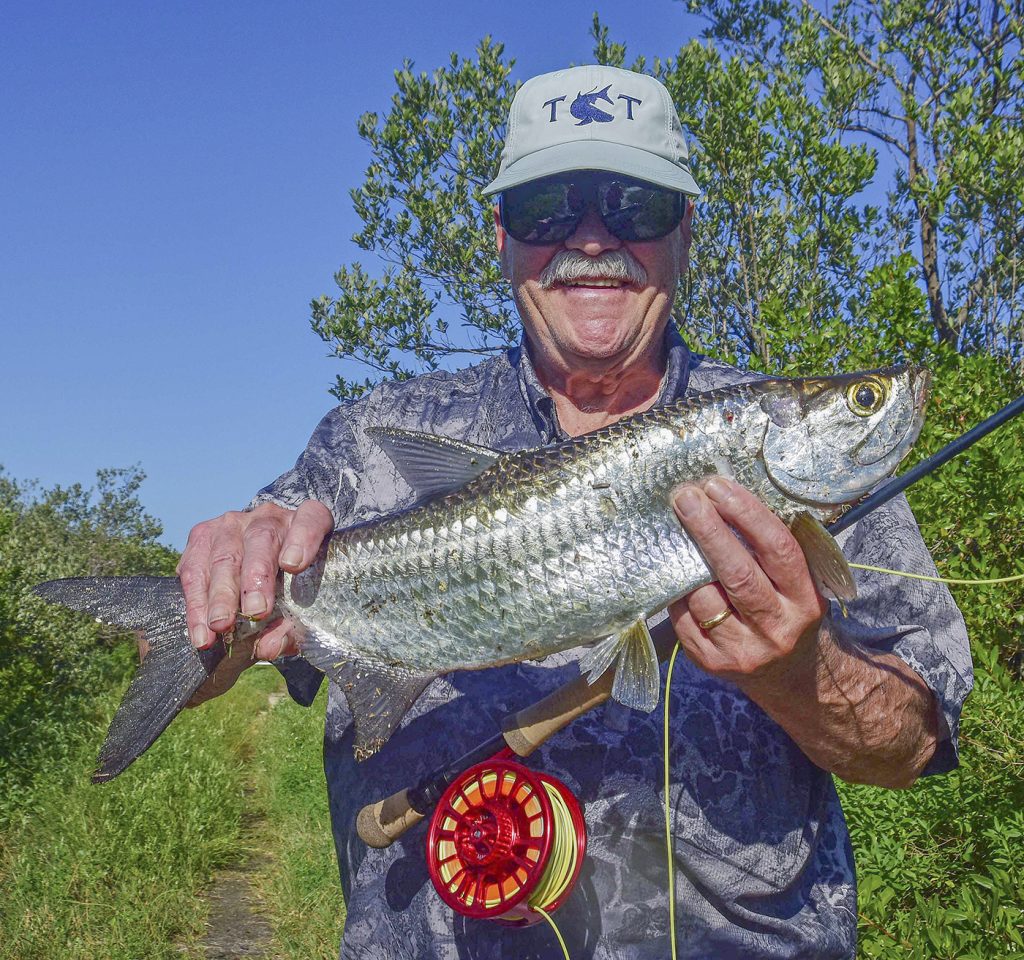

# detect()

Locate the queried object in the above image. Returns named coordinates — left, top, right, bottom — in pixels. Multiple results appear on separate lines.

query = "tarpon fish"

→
left=570, top=84, right=615, bottom=124
left=35, top=367, right=929, bottom=780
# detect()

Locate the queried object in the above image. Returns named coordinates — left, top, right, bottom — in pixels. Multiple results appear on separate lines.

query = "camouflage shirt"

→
left=253, top=327, right=972, bottom=960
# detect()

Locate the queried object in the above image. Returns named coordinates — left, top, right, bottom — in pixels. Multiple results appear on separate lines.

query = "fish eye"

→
left=846, top=377, right=887, bottom=417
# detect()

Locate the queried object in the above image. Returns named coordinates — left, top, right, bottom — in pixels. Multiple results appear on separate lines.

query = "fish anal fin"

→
left=363, top=427, right=501, bottom=501
left=300, top=632, right=435, bottom=760
left=789, top=512, right=858, bottom=602
left=578, top=619, right=660, bottom=713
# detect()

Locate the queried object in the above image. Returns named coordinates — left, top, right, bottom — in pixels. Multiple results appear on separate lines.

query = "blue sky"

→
left=1, top=0, right=702, bottom=550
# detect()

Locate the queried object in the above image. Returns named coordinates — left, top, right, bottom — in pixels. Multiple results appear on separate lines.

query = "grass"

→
left=248, top=678, right=345, bottom=960
left=2, top=649, right=1021, bottom=960
left=0, top=663, right=277, bottom=960
left=839, top=646, right=1024, bottom=958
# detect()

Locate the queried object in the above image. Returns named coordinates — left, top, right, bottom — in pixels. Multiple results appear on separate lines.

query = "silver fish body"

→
left=33, top=365, right=929, bottom=777
left=280, top=366, right=928, bottom=752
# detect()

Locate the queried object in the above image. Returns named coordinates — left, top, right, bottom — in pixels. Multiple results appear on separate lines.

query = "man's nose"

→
left=564, top=207, right=622, bottom=255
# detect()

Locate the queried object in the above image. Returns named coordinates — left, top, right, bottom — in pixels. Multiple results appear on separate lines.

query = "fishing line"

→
left=527, top=782, right=580, bottom=916
left=664, top=642, right=682, bottom=960
left=849, top=563, right=1024, bottom=586
left=532, top=905, right=571, bottom=959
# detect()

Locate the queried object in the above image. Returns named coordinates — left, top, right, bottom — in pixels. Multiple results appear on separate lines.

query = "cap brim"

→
left=482, top=141, right=701, bottom=197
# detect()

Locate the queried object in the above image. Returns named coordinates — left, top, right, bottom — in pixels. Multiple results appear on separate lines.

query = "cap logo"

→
left=543, top=85, right=643, bottom=125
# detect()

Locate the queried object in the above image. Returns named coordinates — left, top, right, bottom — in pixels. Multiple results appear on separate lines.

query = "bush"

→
left=0, top=467, right=177, bottom=822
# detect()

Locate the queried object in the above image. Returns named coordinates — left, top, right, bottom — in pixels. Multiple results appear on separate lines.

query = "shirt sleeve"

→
left=248, top=402, right=363, bottom=528
left=248, top=403, right=366, bottom=707
left=832, top=493, right=973, bottom=776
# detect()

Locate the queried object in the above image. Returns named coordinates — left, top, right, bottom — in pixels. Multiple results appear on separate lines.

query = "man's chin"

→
left=556, top=324, right=637, bottom=365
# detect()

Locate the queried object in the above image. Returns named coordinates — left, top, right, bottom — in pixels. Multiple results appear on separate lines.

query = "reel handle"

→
left=357, top=788, right=425, bottom=849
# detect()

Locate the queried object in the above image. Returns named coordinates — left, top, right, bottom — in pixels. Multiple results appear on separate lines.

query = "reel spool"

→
left=426, top=751, right=586, bottom=926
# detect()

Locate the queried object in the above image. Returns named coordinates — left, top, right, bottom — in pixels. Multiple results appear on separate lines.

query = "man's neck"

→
left=530, top=342, right=668, bottom=437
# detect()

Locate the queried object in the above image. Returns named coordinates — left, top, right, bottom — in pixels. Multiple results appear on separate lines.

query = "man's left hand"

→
left=668, top=475, right=828, bottom=683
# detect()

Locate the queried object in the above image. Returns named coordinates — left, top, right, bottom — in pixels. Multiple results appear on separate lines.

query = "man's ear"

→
left=493, top=205, right=513, bottom=281
left=678, top=198, right=694, bottom=274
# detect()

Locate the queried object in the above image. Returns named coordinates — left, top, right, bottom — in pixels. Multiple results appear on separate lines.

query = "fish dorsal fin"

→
left=298, top=630, right=436, bottom=760
left=789, top=511, right=858, bottom=602
left=578, top=619, right=660, bottom=712
left=364, top=426, right=501, bottom=500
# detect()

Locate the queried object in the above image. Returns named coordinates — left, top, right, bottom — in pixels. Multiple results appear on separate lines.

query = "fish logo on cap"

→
left=543, top=85, right=644, bottom=125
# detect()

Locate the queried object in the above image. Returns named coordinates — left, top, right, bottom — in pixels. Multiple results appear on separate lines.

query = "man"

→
left=179, top=66, right=971, bottom=958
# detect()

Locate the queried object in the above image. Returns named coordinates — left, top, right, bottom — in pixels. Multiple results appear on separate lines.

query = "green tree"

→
left=310, top=8, right=1021, bottom=393
left=688, top=0, right=1024, bottom=360
left=310, top=40, right=518, bottom=399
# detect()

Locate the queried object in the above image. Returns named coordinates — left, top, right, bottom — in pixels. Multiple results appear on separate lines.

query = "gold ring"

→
left=698, top=607, right=733, bottom=631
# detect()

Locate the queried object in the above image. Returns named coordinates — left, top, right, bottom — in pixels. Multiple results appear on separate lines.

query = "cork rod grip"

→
left=500, top=670, right=615, bottom=756
left=356, top=788, right=425, bottom=848
left=354, top=621, right=680, bottom=849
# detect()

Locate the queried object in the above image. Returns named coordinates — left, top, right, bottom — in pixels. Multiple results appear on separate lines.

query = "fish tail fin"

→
left=32, top=577, right=226, bottom=782
left=578, top=619, right=660, bottom=712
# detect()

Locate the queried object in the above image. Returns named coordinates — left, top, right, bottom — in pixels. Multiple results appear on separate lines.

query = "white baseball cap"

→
left=483, top=64, right=701, bottom=197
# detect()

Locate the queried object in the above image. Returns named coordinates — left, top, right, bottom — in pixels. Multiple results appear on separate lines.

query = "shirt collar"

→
left=508, top=323, right=692, bottom=442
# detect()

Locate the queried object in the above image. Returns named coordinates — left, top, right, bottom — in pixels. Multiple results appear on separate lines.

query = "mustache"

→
left=539, top=249, right=648, bottom=289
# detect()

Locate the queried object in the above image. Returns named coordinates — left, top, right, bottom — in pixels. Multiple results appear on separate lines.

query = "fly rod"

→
left=829, top=391, right=1024, bottom=535
left=357, top=390, right=1024, bottom=848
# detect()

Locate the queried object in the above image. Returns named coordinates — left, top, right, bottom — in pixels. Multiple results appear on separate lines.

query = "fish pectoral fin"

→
left=578, top=619, right=660, bottom=713
left=363, top=426, right=501, bottom=500
left=299, top=632, right=435, bottom=761
left=789, top=511, right=858, bottom=602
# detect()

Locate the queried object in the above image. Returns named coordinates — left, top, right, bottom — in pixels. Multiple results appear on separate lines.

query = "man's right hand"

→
left=177, top=500, right=334, bottom=663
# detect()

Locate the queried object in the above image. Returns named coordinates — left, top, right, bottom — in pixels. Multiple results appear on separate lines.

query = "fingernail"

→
left=675, top=486, right=701, bottom=519
left=704, top=476, right=733, bottom=502
left=208, top=608, right=231, bottom=628
left=190, top=625, right=208, bottom=649
left=281, top=545, right=303, bottom=568
left=242, top=593, right=267, bottom=618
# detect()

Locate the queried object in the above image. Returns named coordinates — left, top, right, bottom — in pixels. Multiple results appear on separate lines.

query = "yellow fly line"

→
left=524, top=781, right=579, bottom=960
left=849, top=563, right=1024, bottom=586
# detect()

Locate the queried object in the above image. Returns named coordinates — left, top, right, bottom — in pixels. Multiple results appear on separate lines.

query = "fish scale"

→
left=285, top=387, right=809, bottom=673
left=33, top=366, right=929, bottom=775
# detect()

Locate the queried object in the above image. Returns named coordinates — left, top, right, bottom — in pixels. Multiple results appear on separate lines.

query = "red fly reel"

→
left=426, top=751, right=586, bottom=926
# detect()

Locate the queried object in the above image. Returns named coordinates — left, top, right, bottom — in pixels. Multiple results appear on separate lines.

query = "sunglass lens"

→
left=599, top=180, right=681, bottom=241
left=502, top=181, right=579, bottom=244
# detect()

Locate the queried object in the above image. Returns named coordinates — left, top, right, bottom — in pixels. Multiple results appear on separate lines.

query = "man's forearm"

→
left=738, top=622, right=940, bottom=789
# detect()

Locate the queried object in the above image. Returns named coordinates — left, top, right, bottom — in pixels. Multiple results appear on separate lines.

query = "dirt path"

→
left=197, top=853, right=277, bottom=959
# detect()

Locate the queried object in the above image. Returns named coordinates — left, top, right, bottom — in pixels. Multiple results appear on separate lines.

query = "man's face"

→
left=494, top=173, right=693, bottom=377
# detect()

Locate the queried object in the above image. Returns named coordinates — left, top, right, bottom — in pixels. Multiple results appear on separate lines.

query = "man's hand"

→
left=668, top=475, right=826, bottom=682
left=177, top=500, right=334, bottom=667
left=668, top=475, right=939, bottom=788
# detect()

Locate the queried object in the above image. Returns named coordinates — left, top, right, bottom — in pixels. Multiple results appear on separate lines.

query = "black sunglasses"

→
left=499, top=171, right=686, bottom=246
